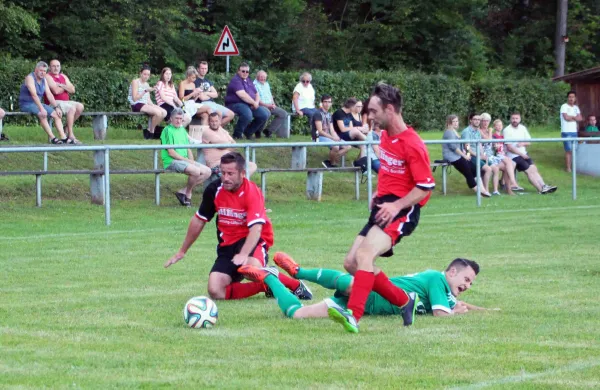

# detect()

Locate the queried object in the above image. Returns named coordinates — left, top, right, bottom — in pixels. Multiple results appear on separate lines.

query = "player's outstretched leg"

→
left=272, top=252, right=313, bottom=300
left=326, top=298, right=359, bottom=333
left=239, top=265, right=303, bottom=318
left=401, top=292, right=419, bottom=327
left=274, top=252, right=353, bottom=293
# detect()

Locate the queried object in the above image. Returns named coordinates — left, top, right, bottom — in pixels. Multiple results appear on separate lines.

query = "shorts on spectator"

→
left=20, top=102, right=54, bottom=116
left=358, top=194, right=421, bottom=257
left=166, top=160, right=203, bottom=173
left=339, top=131, right=353, bottom=142
left=160, top=103, right=176, bottom=121
left=211, top=238, right=269, bottom=282
left=131, top=103, right=145, bottom=112
left=512, top=156, right=534, bottom=172
left=561, top=132, right=578, bottom=152
left=201, top=101, right=230, bottom=117
left=317, top=136, right=343, bottom=150
left=56, top=100, right=80, bottom=114
left=488, top=155, right=503, bottom=166
left=470, top=158, right=487, bottom=170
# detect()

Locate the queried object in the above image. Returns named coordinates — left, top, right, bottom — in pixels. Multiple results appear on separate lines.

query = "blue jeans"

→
left=371, top=159, right=380, bottom=173
left=301, top=107, right=319, bottom=121
left=561, top=132, right=578, bottom=152
left=228, top=103, right=270, bottom=138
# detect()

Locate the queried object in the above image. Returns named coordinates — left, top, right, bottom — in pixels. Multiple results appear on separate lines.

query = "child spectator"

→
left=585, top=115, right=598, bottom=132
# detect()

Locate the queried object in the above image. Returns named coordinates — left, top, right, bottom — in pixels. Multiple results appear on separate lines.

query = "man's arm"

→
left=459, top=300, right=500, bottom=311
left=231, top=224, right=263, bottom=266
left=61, top=75, right=76, bottom=94
left=376, top=187, right=429, bottom=227
left=506, top=143, right=528, bottom=158
left=45, top=74, right=64, bottom=95
left=166, top=148, right=194, bottom=162
left=25, top=76, right=48, bottom=112
left=164, top=217, right=206, bottom=267
left=235, top=89, right=257, bottom=106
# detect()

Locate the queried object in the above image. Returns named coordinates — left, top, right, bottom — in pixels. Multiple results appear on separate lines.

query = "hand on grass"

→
left=164, top=252, right=185, bottom=268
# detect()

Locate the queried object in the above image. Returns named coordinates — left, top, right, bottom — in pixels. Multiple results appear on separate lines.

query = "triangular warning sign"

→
left=214, top=26, right=240, bottom=56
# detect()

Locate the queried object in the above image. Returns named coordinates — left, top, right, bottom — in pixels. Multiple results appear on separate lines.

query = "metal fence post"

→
left=154, top=150, right=160, bottom=206
left=104, top=148, right=111, bottom=226
left=245, top=146, right=250, bottom=174
left=572, top=140, right=577, bottom=200
left=476, top=141, right=481, bottom=207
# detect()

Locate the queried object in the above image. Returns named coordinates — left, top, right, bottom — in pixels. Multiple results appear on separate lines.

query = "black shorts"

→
left=211, top=238, right=269, bottom=282
left=513, top=156, right=534, bottom=172
left=160, top=103, right=176, bottom=122
left=339, top=131, right=353, bottom=142
left=358, top=194, right=421, bottom=257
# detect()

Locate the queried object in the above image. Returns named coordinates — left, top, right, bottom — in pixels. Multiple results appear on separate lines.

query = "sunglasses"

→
left=240, top=70, right=249, bottom=73
left=302, top=80, right=310, bottom=84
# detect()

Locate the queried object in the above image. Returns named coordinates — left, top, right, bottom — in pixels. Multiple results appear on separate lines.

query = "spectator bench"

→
left=431, top=159, right=451, bottom=195
left=2, top=111, right=150, bottom=140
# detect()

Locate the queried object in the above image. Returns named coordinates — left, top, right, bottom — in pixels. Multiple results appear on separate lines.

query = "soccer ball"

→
left=183, top=296, right=218, bottom=328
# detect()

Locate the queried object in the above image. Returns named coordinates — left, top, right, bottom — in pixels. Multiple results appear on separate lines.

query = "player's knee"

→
left=207, top=286, right=226, bottom=300
left=343, top=256, right=357, bottom=274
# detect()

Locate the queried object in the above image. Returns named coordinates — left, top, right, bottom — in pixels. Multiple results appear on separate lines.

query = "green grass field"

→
left=2, top=124, right=600, bottom=388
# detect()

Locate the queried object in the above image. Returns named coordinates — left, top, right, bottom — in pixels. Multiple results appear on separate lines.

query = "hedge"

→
left=0, top=59, right=568, bottom=132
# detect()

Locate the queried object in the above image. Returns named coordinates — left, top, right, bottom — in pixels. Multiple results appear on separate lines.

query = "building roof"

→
left=553, top=67, right=600, bottom=82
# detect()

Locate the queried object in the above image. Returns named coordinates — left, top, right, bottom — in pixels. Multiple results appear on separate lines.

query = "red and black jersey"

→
left=195, top=178, right=274, bottom=247
left=377, top=127, right=435, bottom=207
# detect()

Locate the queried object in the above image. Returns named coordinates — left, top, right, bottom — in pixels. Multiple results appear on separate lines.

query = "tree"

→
left=0, top=1, right=41, bottom=57
left=554, top=0, right=568, bottom=77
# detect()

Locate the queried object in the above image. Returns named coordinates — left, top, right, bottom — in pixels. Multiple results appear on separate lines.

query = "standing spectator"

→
left=254, top=70, right=288, bottom=138
left=312, top=95, right=350, bottom=168
left=19, top=61, right=68, bottom=144
left=128, top=65, right=166, bottom=140
left=225, top=62, right=271, bottom=140
left=503, top=112, right=557, bottom=194
left=45, top=59, right=84, bottom=144
left=292, top=72, right=318, bottom=121
left=155, top=67, right=191, bottom=127
left=461, top=113, right=491, bottom=195
left=0, top=107, right=7, bottom=141
left=442, top=115, right=490, bottom=197
left=560, top=91, right=583, bottom=172
left=194, top=61, right=235, bottom=126
left=201, top=112, right=257, bottom=176
left=332, top=98, right=367, bottom=158
left=178, top=66, right=212, bottom=127
left=479, top=113, right=516, bottom=195
left=160, top=108, right=212, bottom=206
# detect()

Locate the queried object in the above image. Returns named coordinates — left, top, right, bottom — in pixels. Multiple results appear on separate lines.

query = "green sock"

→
left=296, top=268, right=353, bottom=294
left=264, top=275, right=302, bottom=318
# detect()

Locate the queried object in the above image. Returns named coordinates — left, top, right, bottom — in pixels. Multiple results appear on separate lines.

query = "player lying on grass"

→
left=239, top=253, right=492, bottom=329
left=164, top=152, right=312, bottom=301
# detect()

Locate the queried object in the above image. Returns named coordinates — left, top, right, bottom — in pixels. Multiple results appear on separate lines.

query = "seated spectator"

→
left=461, top=113, right=491, bottom=196
left=0, top=107, right=7, bottom=141
left=361, top=98, right=371, bottom=127
left=364, top=123, right=381, bottom=173
left=160, top=108, right=212, bottom=206
left=503, top=112, right=557, bottom=194
left=311, top=95, right=350, bottom=168
left=492, top=119, right=523, bottom=192
left=584, top=115, right=598, bottom=132
left=442, top=115, right=490, bottom=197
left=479, top=113, right=516, bottom=195
left=19, top=61, right=68, bottom=144
left=128, top=65, right=167, bottom=139
left=201, top=112, right=257, bottom=176
left=155, top=67, right=191, bottom=127
left=45, top=59, right=84, bottom=144
left=332, top=98, right=366, bottom=158
left=292, top=72, right=318, bottom=121
left=224, top=62, right=270, bottom=140
left=178, top=66, right=212, bottom=127
left=350, top=99, right=369, bottom=134
left=254, top=70, right=288, bottom=138
left=194, top=61, right=235, bottom=126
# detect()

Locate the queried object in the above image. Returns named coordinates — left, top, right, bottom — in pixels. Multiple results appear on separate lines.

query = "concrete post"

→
left=92, top=115, right=107, bottom=140
left=291, top=146, right=307, bottom=169
left=90, top=150, right=105, bottom=205
left=306, top=171, right=323, bottom=201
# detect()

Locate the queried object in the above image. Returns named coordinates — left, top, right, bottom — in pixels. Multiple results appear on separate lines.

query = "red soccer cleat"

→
left=273, top=252, right=300, bottom=278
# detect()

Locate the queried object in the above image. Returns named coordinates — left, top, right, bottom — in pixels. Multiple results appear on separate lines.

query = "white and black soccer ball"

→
left=183, top=296, right=218, bottom=328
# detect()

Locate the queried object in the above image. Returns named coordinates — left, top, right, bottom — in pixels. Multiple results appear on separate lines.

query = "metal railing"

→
left=1, top=137, right=598, bottom=225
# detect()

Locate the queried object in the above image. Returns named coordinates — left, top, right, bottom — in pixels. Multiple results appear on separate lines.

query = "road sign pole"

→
left=226, top=56, right=230, bottom=75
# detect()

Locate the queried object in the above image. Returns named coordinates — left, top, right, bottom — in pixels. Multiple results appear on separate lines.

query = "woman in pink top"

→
left=155, top=67, right=191, bottom=127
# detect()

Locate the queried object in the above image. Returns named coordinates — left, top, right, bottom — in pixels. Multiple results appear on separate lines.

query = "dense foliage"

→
left=0, top=59, right=568, bottom=131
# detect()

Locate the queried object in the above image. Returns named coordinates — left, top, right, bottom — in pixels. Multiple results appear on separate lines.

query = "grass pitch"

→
left=1, top=125, right=600, bottom=388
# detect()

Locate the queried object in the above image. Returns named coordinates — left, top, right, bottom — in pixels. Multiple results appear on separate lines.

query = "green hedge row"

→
left=0, top=59, right=568, bottom=132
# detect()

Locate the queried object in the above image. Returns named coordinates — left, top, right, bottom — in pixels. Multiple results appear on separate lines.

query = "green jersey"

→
left=331, top=270, right=456, bottom=316
left=585, top=125, right=599, bottom=132
left=160, top=124, right=190, bottom=168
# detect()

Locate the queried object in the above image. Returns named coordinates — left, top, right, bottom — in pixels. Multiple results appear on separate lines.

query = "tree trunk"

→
left=554, top=0, right=568, bottom=77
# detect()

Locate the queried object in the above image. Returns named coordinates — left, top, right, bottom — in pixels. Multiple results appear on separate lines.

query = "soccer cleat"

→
left=326, top=300, right=359, bottom=333
left=293, top=281, right=313, bottom=300
left=273, top=252, right=300, bottom=277
left=540, top=184, right=557, bottom=194
left=238, top=265, right=277, bottom=283
left=401, top=292, right=420, bottom=327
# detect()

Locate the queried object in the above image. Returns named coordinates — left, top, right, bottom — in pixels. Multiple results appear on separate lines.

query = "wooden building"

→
left=554, top=67, right=600, bottom=129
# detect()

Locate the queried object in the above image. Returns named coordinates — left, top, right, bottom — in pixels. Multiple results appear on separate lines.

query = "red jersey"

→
left=44, top=73, right=70, bottom=103
left=377, top=127, right=435, bottom=207
left=195, top=178, right=274, bottom=247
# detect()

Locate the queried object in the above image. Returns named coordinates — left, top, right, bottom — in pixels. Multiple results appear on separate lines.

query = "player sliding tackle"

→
left=239, top=253, right=493, bottom=326
left=164, top=152, right=312, bottom=301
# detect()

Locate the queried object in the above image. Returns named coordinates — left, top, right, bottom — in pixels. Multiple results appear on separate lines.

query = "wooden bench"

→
left=259, top=167, right=361, bottom=201
left=1, top=111, right=149, bottom=140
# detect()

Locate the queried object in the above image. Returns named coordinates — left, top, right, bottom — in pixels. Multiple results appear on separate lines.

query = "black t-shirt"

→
left=194, top=77, right=214, bottom=102
left=332, top=109, right=352, bottom=135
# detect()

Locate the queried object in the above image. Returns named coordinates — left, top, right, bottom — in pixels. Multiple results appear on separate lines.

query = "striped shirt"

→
left=154, top=81, right=178, bottom=106
left=253, top=80, right=274, bottom=105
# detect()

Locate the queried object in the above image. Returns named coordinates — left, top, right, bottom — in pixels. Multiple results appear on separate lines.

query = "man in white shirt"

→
left=503, top=112, right=557, bottom=194
left=559, top=91, right=583, bottom=172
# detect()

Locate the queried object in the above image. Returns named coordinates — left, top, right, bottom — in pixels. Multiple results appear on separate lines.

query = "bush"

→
left=0, top=58, right=568, bottom=132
